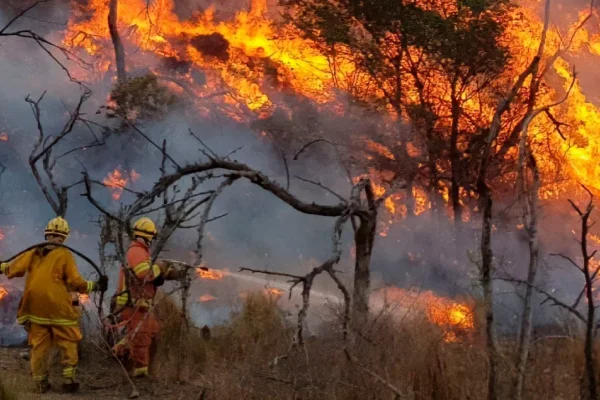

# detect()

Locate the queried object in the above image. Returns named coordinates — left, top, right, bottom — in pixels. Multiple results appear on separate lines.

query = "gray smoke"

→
left=0, top=0, right=597, bottom=336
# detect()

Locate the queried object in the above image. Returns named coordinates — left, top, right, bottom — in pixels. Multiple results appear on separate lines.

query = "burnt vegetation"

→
left=1, top=0, right=600, bottom=399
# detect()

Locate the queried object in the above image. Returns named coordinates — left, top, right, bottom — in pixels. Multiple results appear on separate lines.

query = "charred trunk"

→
left=352, top=213, right=377, bottom=323
left=481, top=193, right=499, bottom=400
left=405, top=177, right=415, bottom=218
left=581, top=210, right=598, bottom=400
left=450, top=94, right=462, bottom=228
left=108, top=0, right=126, bottom=83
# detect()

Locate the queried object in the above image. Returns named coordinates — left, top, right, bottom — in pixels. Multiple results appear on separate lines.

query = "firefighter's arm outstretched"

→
left=0, top=249, right=36, bottom=279
left=63, top=251, right=108, bottom=293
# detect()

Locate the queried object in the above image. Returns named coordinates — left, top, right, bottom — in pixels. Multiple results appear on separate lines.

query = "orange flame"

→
left=102, top=168, right=139, bottom=200
left=59, top=0, right=600, bottom=216
left=196, top=268, right=226, bottom=280
left=378, top=287, right=475, bottom=343
left=79, top=294, right=91, bottom=305
left=264, top=287, right=284, bottom=298
left=0, top=228, right=5, bottom=241
left=0, top=286, right=8, bottom=301
left=0, top=133, right=8, bottom=142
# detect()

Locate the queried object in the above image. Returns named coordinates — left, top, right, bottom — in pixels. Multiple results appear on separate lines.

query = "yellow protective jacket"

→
left=0, top=246, right=95, bottom=326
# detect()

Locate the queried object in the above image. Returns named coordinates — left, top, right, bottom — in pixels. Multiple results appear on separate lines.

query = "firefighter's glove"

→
left=95, top=275, right=109, bottom=292
left=0, top=262, right=7, bottom=275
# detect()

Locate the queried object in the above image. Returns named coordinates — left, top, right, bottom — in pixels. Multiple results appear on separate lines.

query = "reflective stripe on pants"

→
left=28, top=323, right=81, bottom=382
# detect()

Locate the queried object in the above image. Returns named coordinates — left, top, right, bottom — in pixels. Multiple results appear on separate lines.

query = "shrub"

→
left=107, top=74, right=176, bottom=122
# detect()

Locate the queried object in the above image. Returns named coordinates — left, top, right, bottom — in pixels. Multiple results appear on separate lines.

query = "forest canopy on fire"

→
left=3, top=0, right=600, bottom=398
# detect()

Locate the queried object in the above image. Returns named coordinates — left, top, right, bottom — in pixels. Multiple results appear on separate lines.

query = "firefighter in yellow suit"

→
left=0, top=217, right=108, bottom=393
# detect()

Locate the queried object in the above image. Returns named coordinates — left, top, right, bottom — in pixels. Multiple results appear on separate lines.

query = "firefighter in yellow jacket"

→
left=0, top=217, right=108, bottom=393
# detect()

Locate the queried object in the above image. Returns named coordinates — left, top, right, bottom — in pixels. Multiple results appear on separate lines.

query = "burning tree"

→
left=5, top=0, right=600, bottom=396
left=282, top=0, right=511, bottom=226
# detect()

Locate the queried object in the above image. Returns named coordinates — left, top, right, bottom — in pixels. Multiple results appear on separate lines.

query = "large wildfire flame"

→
left=53, top=0, right=600, bottom=333
left=63, top=0, right=600, bottom=219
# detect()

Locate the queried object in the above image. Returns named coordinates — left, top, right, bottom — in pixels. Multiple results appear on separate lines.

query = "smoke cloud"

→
left=0, top=0, right=596, bottom=335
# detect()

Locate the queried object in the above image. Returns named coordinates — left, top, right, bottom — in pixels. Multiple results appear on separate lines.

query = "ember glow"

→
left=0, top=286, right=7, bottom=302
left=198, top=294, right=217, bottom=302
left=102, top=168, right=140, bottom=200
left=0, top=133, right=8, bottom=142
left=0, top=228, right=5, bottom=241
left=264, top=287, right=284, bottom=298
left=79, top=294, right=91, bottom=305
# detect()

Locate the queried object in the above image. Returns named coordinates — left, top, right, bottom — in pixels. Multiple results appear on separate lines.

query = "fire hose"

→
left=1, top=242, right=107, bottom=318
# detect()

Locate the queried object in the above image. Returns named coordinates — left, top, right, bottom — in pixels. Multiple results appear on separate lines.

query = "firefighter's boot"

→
left=62, top=379, right=80, bottom=393
left=35, top=378, right=51, bottom=394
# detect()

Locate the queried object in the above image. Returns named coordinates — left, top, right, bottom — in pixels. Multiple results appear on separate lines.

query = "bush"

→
left=107, top=74, right=176, bottom=122
left=151, top=292, right=207, bottom=383
left=209, top=293, right=290, bottom=364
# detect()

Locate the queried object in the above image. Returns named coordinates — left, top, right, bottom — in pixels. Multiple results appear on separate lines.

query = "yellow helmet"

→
left=45, top=216, right=70, bottom=238
left=132, top=217, right=157, bottom=240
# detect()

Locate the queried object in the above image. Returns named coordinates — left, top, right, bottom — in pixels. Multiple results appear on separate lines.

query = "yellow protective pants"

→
left=28, top=323, right=82, bottom=382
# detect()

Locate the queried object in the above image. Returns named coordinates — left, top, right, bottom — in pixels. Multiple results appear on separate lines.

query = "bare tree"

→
left=242, top=210, right=351, bottom=345
left=0, top=1, right=90, bottom=87
left=501, top=192, right=599, bottom=400
left=498, top=0, right=590, bottom=396
left=25, top=89, right=103, bottom=216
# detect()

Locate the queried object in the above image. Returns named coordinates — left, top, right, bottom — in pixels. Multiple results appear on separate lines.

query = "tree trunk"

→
left=513, top=151, right=541, bottom=400
left=108, top=0, right=126, bottom=83
left=481, top=194, right=499, bottom=400
left=450, top=92, right=462, bottom=228
left=514, top=206, right=538, bottom=399
left=352, top=214, right=376, bottom=323
left=405, top=177, right=415, bottom=218
left=581, top=210, right=598, bottom=400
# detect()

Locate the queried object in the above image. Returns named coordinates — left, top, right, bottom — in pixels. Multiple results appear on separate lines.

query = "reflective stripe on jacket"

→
left=4, top=247, right=94, bottom=326
left=116, top=240, right=161, bottom=309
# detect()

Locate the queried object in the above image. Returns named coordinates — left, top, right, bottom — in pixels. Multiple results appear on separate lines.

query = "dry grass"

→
left=148, top=293, right=596, bottom=399
left=151, top=292, right=207, bottom=383
left=2, top=293, right=597, bottom=399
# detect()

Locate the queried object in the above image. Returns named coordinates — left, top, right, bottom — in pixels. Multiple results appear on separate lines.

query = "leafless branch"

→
left=294, top=175, right=347, bottom=203
left=281, top=150, right=290, bottom=191
left=293, top=138, right=337, bottom=160
left=0, top=1, right=47, bottom=34
left=240, top=210, right=350, bottom=345
left=186, top=176, right=238, bottom=322
left=496, top=277, right=586, bottom=322
left=26, top=89, right=93, bottom=216
left=127, top=121, right=181, bottom=169
left=189, top=129, right=219, bottom=160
